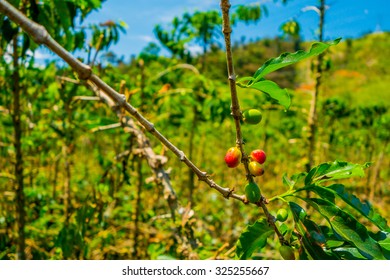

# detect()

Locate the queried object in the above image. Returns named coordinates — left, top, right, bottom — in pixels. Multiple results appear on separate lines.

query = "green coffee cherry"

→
left=279, top=245, right=295, bottom=260
left=276, top=209, right=288, bottom=222
left=245, top=182, right=261, bottom=203
left=242, top=109, right=262, bottom=125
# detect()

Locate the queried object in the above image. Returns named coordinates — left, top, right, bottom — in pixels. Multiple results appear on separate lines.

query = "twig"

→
left=208, top=242, right=230, bottom=260
left=91, top=33, right=104, bottom=68
left=72, top=96, right=101, bottom=104
left=90, top=122, right=122, bottom=133
left=220, top=0, right=252, bottom=182
left=151, top=63, right=200, bottom=82
left=223, top=245, right=236, bottom=258
left=56, top=75, right=80, bottom=84
left=220, top=0, right=285, bottom=245
left=87, top=81, right=180, bottom=218
left=0, top=0, right=245, bottom=203
left=306, top=0, right=325, bottom=172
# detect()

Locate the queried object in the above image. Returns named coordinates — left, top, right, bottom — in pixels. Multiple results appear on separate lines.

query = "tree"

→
left=1, top=0, right=388, bottom=261
left=0, top=0, right=114, bottom=259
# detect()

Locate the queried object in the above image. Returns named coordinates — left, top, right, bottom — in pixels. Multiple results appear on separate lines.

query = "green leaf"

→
left=289, top=202, right=336, bottom=259
left=378, top=235, right=390, bottom=251
left=54, top=0, right=72, bottom=30
left=304, top=185, right=336, bottom=203
left=235, top=218, right=274, bottom=260
left=332, top=247, right=367, bottom=260
left=305, top=160, right=370, bottom=185
left=236, top=77, right=290, bottom=110
left=303, top=197, right=386, bottom=260
left=238, top=80, right=291, bottom=110
left=306, top=184, right=389, bottom=231
left=278, top=223, right=290, bottom=236
left=234, top=4, right=262, bottom=25
left=371, top=231, right=390, bottom=254
left=282, top=173, right=294, bottom=189
left=326, top=240, right=345, bottom=248
left=252, top=38, right=341, bottom=80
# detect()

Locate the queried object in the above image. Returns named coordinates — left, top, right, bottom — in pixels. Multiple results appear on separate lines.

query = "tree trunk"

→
left=306, top=0, right=325, bottom=173
left=188, top=106, right=198, bottom=204
left=370, top=140, right=388, bottom=199
left=12, top=35, right=26, bottom=260
left=133, top=158, right=143, bottom=259
left=63, top=145, right=71, bottom=226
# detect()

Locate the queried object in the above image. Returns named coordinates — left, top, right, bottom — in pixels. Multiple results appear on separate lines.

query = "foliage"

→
left=239, top=161, right=389, bottom=260
left=0, top=0, right=389, bottom=261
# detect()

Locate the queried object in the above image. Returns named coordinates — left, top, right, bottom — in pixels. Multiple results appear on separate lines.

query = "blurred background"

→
left=0, top=0, right=389, bottom=260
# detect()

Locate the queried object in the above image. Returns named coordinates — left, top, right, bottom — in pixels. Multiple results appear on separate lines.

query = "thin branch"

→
left=220, top=0, right=285, bottom=245
left=87, top=81, right=180, bottom=217
left=0, top=0, right=245, bottom=204
left=91, top=33, right=104, bottom=68
left=208, top=242, right=230, bottom=260
left=90, top=122, right=122, bottom=133
left=307, top=0, right=325, bottom=172
left=72, top=96, right=101, bottom=102
left=220, top=0, right=252, bottom=181
left=56, top=75, right=80, bottom=84
left=151, top=63, right=200, bottom=81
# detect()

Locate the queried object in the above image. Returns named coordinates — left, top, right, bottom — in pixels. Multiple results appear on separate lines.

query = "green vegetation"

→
left=0, top=0, right=389, bottom=260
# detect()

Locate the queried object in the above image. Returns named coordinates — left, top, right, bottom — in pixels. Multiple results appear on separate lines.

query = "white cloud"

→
left=187, top=0, right=217, bottom=10
left=137, top=35, right=157, bottom=43
left=156, top=0, right=219, bottom=23
left=186, top=44, right=203, bottom=55
left=27, top=50, right=52, bottom=60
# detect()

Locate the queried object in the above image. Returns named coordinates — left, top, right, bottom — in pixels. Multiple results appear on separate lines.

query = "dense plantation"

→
left=0, top=0, right=389, bottom=260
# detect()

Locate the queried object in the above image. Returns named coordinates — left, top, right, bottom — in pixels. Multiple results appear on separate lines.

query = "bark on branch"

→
left=220, top=0, right=285, bottom=245
left=0, top=0, right=245, bottom=203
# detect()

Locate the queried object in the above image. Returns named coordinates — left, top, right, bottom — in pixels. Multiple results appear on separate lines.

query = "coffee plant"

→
left=0, top=0, right=388, bottom=260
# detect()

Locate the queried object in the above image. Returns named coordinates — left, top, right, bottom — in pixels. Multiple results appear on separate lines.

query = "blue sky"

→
left=41, top=0, right=389, bottom=61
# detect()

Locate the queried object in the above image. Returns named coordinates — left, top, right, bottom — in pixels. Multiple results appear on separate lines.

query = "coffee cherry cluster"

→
left=249, top=149, right=266, bottom=177
left=223, top=109, right=267, bottom=204
left=224, top=147, right=267, bottom=204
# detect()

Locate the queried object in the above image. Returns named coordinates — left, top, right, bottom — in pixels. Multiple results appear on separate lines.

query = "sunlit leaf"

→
left=305, top=184, right=389, bottom=231
left=332, top=247, right=367, bottom=260
left=326, top=240, right=344, bottom=248
left=303, top=197, right=386, bottom=260
left=235, top=39, right=341, bottom=111
left=371, top=231, right=390, bottom=258
left=235, top=218, right=274, bottom=260
left=252, top=38, right=341, bottom=80
left=305, top=160, right=370, bottom=185
left=282, top=173, right=294, bottom=189
left=289, top=202, right=336, bottom=259
left=237, top=79, right=291, bottom=110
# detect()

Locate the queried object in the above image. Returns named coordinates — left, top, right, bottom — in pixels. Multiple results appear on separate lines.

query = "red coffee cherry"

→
left=250, top=149, right=266, bottom=164
left=224, top=147, right=242, bottom=168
